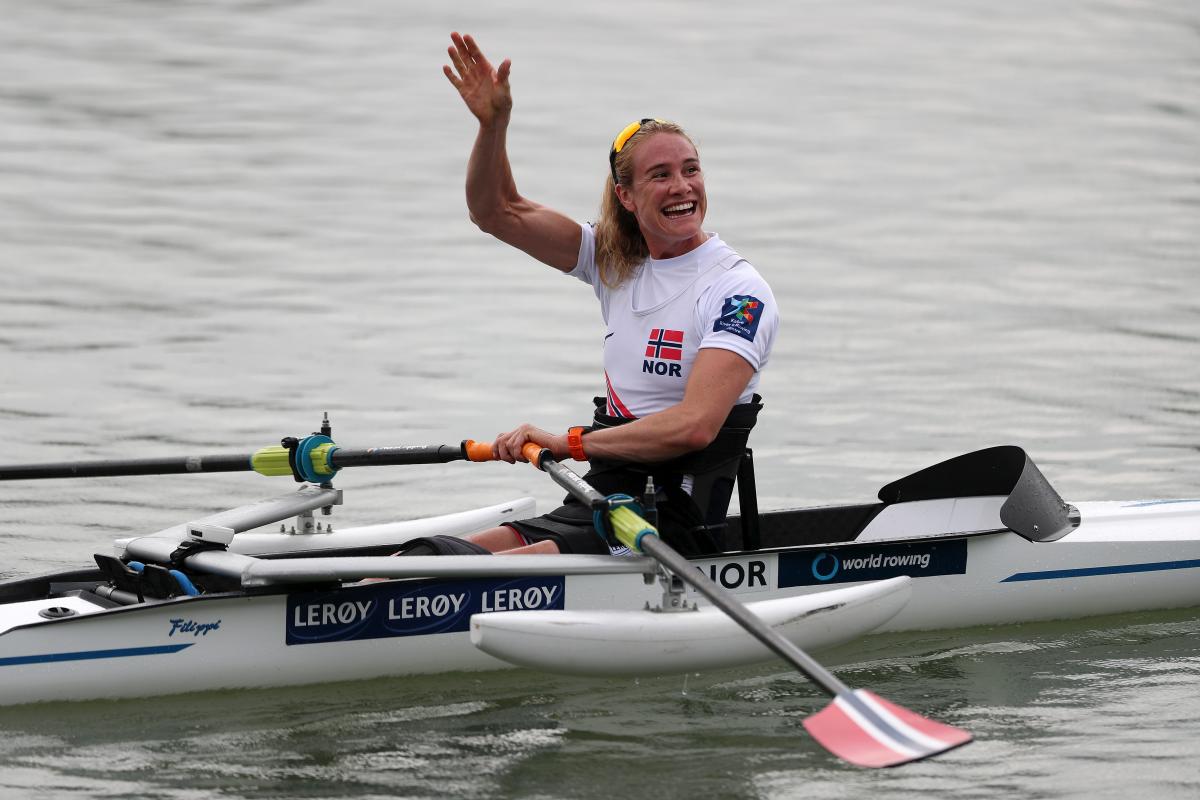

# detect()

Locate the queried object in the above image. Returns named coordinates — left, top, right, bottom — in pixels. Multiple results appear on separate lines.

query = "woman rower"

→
left=442, top=32, right=778, bottom=557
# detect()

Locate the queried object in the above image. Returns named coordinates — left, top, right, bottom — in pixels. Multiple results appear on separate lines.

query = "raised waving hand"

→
left=444, top=32, right=512, bottom=127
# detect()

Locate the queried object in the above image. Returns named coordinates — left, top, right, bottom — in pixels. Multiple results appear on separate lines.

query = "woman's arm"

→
left=491, top=348, right=756, bottom=463
left=444, top=32, right=581, bottom=271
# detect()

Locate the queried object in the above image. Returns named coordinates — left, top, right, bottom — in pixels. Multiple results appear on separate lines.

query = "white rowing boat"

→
left=1, top=440, right=1195, bottom=705
left=3, top=427, right=1195, bottom=765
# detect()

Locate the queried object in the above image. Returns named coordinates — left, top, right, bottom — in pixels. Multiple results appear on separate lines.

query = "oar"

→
left=519, top=442, right=972, bottom=768
left=0, top=438, right=497, bottom=481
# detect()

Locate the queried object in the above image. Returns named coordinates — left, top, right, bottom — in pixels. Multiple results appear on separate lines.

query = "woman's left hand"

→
left=492, top=424, right=567, bottom=463
left=444, top=32, right=512, bottom=128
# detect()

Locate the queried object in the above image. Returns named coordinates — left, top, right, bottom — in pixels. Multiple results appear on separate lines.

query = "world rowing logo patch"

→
left=777, top=540, right=968, bottom=587
left=714, top=295, right=763, bottom=342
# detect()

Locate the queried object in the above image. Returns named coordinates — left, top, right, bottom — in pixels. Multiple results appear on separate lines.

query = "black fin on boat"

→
left=877, top=445, right=1077, bottom=542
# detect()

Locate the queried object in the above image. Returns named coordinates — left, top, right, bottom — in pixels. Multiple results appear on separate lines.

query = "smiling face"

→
left=613, top=132, right=708, bottom=259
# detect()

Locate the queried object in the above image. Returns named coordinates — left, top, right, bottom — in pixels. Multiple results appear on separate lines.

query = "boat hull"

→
left=2, top=498, right=1199, bottom=705
left=0, top=573, right=903, bottom=705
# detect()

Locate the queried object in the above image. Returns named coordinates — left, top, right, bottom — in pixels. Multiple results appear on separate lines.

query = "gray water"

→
left=1, top=0, right=1198, bottom=797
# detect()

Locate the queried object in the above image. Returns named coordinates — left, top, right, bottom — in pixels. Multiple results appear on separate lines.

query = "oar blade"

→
left=803, top=689, right=972, bottom=768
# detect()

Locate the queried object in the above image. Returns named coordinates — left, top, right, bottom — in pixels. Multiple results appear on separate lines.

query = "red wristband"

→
left=566, top=426, right=588, bottom=461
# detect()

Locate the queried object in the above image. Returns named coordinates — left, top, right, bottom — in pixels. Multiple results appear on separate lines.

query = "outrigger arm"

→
left=120, top=534, right=656, bottom=587
left=114, top=483, right=657, bottom=587
left=114, top=484, right=343, bottom=552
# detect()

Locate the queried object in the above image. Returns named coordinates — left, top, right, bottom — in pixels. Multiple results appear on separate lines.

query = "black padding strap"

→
left=167, top=539, right=227, bottom=570
left=280, top=436, right=304, bottom=483
left=393, top=535, right=492, bottom=557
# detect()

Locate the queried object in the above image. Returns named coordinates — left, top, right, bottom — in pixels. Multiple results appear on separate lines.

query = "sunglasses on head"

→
left=608, top=118, right=667, bottom=184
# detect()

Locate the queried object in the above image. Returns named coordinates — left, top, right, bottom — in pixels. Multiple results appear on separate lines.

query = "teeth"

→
left=664, top=202, right=694, bottom=214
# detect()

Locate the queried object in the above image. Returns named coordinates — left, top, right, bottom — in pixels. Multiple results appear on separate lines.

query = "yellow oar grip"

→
left=308, top=443, right=337, bottom=475
left=610, top=505, right=658, bottom=553
left=251, top=446, right=291, bottom=477
left=250, top=444, right=338, bottom=478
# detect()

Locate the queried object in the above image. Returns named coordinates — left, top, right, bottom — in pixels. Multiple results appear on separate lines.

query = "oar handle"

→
left=521, top=442, right=551, bottom=469
left=464, top=440, right=495, bottom=461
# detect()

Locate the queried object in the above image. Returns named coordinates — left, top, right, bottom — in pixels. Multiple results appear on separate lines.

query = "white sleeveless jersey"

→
left=568, top=224, right=778, bottom=418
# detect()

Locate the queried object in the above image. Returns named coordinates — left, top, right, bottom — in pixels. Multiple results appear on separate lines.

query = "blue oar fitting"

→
left=293, top=434, right=340, bottom=484
left=251, top=435, right=340, bottom=482
left=594, top=494, right=642, bottom=547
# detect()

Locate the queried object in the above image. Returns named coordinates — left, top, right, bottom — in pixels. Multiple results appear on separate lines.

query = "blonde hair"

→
left=594, top=119, right=696, bottom=288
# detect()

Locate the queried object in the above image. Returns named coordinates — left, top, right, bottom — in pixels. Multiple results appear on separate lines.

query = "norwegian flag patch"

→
left=645, top=328, right=684, bottom=361
left=713, top=295, right=763, bottom=342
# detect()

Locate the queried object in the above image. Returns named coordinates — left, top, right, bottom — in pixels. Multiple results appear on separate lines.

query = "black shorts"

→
left=505, top=501, right=612, bottom=554
left=505, top=479, right=721, bottom=556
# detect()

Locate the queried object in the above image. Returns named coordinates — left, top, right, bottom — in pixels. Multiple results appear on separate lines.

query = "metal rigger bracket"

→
left=178, top=413, right=345, bottom=546
left=616, top=476, right=696, bottom=614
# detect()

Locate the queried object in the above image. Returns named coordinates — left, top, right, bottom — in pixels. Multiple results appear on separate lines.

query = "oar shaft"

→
left=0, top=454, right=251, bottom=481
left=330, top=443, right=488, bottom=468
left=0, top=439, right=496, bottom=481
left=540, top=454, right=605, bottom=504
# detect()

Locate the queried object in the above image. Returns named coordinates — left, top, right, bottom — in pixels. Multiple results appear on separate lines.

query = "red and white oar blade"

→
left=802, top=689, right=972, bottom=768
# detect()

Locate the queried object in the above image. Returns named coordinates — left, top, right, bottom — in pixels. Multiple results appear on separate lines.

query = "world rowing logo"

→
left=780, top=541, right=969, bottom=587
left=812, top=553, right=840, bottom=581
left=814, top=551, right=929, bottom=582
left=713, top=295, right=764, bottom=342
